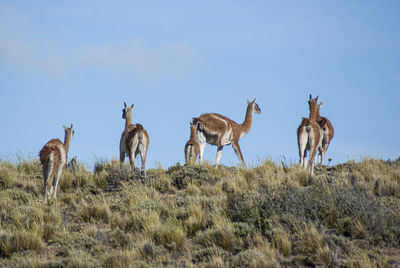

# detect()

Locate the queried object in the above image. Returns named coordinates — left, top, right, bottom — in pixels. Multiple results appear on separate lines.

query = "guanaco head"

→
left=316, top=101, right=327, bottom=129
left=62, top=124, right=74, bottom=148
left=308, top=94, right=319, bottom=107
left=308, top=94, right=319, bottom=119
left=189, top=121, right=197, bottom=132
left=188, top=121, right=197, bottom=139
left=122, top=102, right=134, bottom=119
left=317, top=101, right=323, bottom=116
left=246, top=98, right=261, bottom=114
left=62, top=124, right=74, bottom=138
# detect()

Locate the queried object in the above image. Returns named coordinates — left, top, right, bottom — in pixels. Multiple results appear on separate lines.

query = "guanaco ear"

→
left=70, top=123, right=73, bottom=129
left=252, top=98, right=256, bottom=103
left=316, top=95, right=319, bottom=101
left=124, top=101, right=127, bottom=108
left=309, top=94, right=312, bottom=101
left=63, top=124, right=67, bottom=131
left=246, top=98, right=250, bottom=104
left=131, top=103, right=134, bottom=109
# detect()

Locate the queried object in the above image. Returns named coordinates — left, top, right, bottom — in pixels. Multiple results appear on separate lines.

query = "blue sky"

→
left=1, top=0, right=399, bottom=169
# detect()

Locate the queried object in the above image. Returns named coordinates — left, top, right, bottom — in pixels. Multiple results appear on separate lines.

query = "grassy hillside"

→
left=0, top=157, right=399, bottom=267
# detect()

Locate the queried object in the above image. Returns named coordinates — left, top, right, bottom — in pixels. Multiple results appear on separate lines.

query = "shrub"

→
left=11, top=205, right=44, bottom=231
left=272, top=227, right=292, bottom=257
left=152, top=220, right=186, bottom=251
left=78, top=197, right=111, bottom=223
left=64, top=249, right=98, bottom=267
left=192, top=246, right=228, bottom=264
left=256, top=181, right=400, bottom=247
left=226, top=191, right=260, bottom=227
left=17, top=159, right=42, bottom=176
left=168, top=164, right=218, bottom=190
left=111, top=212, right=144, bottom=233
left=0, top=188, right=32, bottom=205
left=294, top=223, right=333, bottom=266
left=101, top=250, right=136, bottom=268
left=0, top=164, right=16, bottom=189
left=231, top=249, right=275, bottom=268
left=194, top=219, right=239, bottom=252
left=185, top=203, right=209, bottom=237
left=137, top=240, right=157, bottom=261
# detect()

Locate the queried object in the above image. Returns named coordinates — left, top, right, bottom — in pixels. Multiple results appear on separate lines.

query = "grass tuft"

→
left=0, top=230, right=43, bottom=257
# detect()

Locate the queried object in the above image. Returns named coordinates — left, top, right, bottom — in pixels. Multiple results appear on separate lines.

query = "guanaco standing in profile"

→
left=194, top=98, right=261, bottom=168
left=39, top=124, right=74, bottom=203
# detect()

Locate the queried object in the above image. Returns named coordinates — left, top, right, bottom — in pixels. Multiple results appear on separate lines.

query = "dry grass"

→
left=0, top=157, right=399, bottom=267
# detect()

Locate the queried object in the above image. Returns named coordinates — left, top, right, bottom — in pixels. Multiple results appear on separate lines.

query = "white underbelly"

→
left=220, top=128, right=232, bottom=145
left=201, top=128, right=232, bottom=146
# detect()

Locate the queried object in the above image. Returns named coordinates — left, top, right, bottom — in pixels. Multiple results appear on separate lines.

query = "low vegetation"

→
left=0, top=157, right=399, bottom=267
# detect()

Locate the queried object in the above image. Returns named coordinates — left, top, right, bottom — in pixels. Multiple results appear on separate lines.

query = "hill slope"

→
left=0, top=158, right=399, bottom=267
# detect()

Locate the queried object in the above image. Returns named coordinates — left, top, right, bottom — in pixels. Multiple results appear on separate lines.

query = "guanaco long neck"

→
left=64, top=134, right=72, bottom=153
left=240, top=105, right=254, bottom=134
left=309, top=103, right=318, bottom=121
left=316, top=105, right=323, bottom=120
left=125, top=111, right=133, bottom=130
left=189, top=125, right=197, bottom=140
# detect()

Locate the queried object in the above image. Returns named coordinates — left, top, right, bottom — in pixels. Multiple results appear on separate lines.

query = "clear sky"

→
left=1, top=0, right=399, bottom=169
